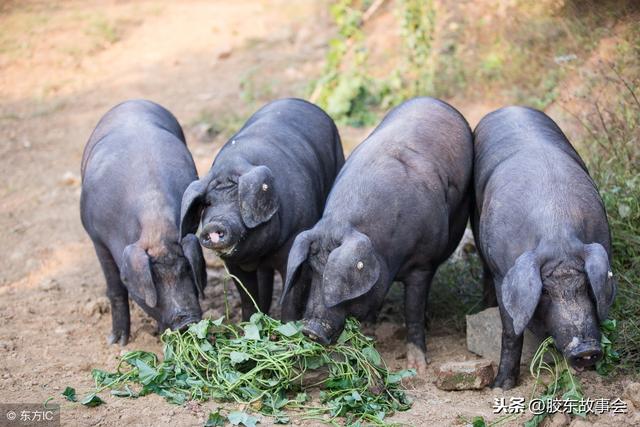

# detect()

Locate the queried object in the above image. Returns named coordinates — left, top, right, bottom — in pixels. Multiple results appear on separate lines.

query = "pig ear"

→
left=323, top=232, right=380, bottom=308
left=583, top=243, right=616, bottom=321
left=238, top=165, right=279, bottom=228
left=501, top=250, right=543, bottom=336
left=180, top=179, right=207, bottom=238
left=121, top=243, right=157, bottom=308
left=281, top=230, right=314, bottom=303
left=181, top=233, right=207, bottom=298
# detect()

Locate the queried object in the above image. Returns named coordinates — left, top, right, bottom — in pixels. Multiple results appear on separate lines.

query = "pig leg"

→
left=482, top=264, right=498, bottom=307
left=404, top=269, right=434, bottom=374
left=227, top=263, right=260, bottom=320
left=280, top=267, right=309, bottom=322
left=257, top=268, right=274, bottom=314
left=493, top=306, right=524, bottom=389
left=94, top=242, right=130, bottom=346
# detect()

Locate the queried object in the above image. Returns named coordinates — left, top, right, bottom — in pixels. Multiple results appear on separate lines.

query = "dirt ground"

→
left=0, top=1, right=638, bottom=426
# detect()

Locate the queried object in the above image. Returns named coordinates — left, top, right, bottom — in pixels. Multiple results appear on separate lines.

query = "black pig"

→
left=179, top=98, right=344, bottom=320
left=281, top=97, right=473, bottom=372
left=472, top=106, right=615, bottom=389
left=81, top=100, right=207, bottom=345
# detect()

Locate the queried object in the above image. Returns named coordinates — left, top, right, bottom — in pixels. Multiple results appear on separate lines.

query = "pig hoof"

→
left=491, top=375, right=517, bottom=390
left=107, top=331, right=129, bottom=346
left=406, top=343, right=428, bottom=374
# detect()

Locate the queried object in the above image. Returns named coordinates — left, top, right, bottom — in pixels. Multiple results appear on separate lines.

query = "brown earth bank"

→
left=1, top=1, right=638, bottom=426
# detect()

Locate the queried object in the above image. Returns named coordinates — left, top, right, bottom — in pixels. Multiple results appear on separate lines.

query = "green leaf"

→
left=62, top=386, right=77, bottom=402
left=80, top=393, right=105, bottom=407
left=205, top=409, right=226, bottom=427
left=212, top=316, right=225, bottom=326
left=387, top=369, right=416, bottom=384
left=230, top=351, right=250, bottom=364
left=200, top=340, right=214, bottom=352
left=133, top=359, right=159, bottom=385
left=188, top=320, right=210, bottom=339
left=275, top=322, right=299, bottom=337
left=273, top=414, right=290, bottom=424
left=472, top=416, right=486, bottom=427
left=91, top=369, right=119, bottom=387
left=228, top=411, right=259, bottom=427
left=362, top=346, right=382, bottom=366
left=249, top=312, right=263, bottom=324
left=243, top=323, right=261, bottom=340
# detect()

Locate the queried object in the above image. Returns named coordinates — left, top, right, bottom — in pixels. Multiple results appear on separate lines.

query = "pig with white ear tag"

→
left=179, top=98, right=344, bottom=320
left=281, top=97, right=474, bottom=373
left=472, top=106, right=616, bottom=389
left=81, top=100, right=207, bottom=345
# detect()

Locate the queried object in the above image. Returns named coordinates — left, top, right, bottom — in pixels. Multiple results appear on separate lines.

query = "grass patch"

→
left=584, top=73, right=640, bottom=373
left=428, top=246, right=484, bottom=332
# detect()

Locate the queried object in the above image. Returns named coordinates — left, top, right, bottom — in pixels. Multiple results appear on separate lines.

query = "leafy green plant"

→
left=70, top=269, right=413, bottom=426
left=78, top=314, right=412, bottom=425
left=524, top=337, right=585, bottom=427
left=596, top=319, right=620, bottom=375
left=312, top=0, right=437, bottom=126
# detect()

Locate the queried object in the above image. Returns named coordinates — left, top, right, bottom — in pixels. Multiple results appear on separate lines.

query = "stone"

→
left=60, top=171, right=80, bottom=187
left=434, top=359, right=494, bottom=390
left=466, top=307, right=543, bottom=365
left=623, top=382, right=640, bottom=409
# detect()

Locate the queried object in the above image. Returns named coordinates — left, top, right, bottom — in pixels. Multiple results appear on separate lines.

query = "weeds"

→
left=577, top=62, right=640, bottom=373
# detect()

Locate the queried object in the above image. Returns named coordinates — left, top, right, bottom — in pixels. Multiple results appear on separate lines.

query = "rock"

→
left=466, top=307, right=543, bottom=365
left=623, top=382, right=640, bottom=409
left=541, top=412, right=570, bottom=427
left=82, top=297, right=110, bottom=317
left=216, top=45, right=233, bottom=59
left=434, top=359, right=494, bottom=390
left=61, top=171, right=80, bottom=187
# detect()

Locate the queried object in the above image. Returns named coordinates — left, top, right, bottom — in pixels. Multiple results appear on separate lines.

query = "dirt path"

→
left=0, top=1, right=637, bottom=426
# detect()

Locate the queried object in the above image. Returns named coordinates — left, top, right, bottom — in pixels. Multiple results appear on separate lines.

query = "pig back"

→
left=473, top=106, right=610, bottom=272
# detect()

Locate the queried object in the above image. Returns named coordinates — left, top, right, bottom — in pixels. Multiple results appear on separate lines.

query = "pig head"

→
left=500, top=241, right=616, bottom=367
left=282, top=226, right=390, bottom=345
left=179, top=162, right=280, bottom=262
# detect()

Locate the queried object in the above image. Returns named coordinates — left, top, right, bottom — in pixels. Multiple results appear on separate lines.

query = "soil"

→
left=0, top=1, right=638, bottom=426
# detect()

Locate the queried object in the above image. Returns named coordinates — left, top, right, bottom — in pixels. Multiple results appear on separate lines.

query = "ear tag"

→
left=356, top=261, right=364, bottom=270
left=607, top=271, right=613, bottom=278
left=262, top=183, right=269, bottom=192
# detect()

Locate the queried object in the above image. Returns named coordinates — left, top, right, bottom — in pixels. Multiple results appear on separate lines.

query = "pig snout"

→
left=565, top=339, right=602, bottom=369
left=169, top=311, right=202, bottom=332
left=302, top=318, right=340, bottom=345
left=200, top=220, right=237, bottom=251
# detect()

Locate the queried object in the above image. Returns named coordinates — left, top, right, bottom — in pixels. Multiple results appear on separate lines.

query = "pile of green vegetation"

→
left=65, top=314, right=414, bottom=426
